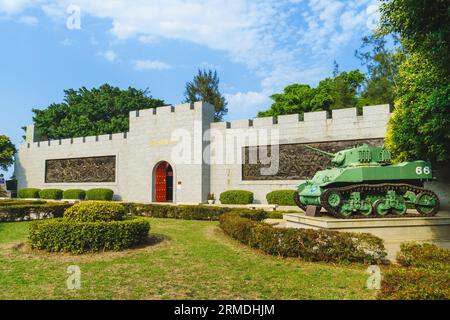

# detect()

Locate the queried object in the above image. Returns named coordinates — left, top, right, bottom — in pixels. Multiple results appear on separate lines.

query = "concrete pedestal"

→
left=284, top=211, right=450, bottom=260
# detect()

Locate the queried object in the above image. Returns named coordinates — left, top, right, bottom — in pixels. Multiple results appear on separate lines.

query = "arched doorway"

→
left=153, top=161, right=173, bottom=202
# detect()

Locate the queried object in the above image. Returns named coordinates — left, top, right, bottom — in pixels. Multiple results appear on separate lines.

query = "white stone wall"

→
left=209, top=105, right=391, bottom=204
left=15, top=101, right=215, bottom=203
left=15, top=102, right=392, bottom=204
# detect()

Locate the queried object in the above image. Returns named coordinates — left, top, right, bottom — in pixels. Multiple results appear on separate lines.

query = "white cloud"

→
left=0, top=0, right=34, bottom=14
left=60, top=38, right=72, bottom=46
left=17, top=15, right=38, bottom=26
left=99, top=50, right=117, bottom=62
left=133, top=59, right=172, bottom=71
left=225, top=91, right=272, bottom=120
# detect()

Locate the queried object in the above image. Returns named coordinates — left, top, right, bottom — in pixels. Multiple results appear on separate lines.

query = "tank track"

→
left=293, top=191, right=307, bottom=212
left=320, top=183, right=440, bottom=219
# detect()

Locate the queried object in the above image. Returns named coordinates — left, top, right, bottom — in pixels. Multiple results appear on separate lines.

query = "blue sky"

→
left=0, top=0, right=381, bottom=177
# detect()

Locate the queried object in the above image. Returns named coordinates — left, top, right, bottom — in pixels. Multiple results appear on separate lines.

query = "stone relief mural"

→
left=45, top=156, right=116, bottom=183
left=242, top=139, right=384, bottom=180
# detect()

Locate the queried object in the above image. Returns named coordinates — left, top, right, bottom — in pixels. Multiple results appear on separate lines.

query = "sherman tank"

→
left=293, top=144, right=440, bottom=218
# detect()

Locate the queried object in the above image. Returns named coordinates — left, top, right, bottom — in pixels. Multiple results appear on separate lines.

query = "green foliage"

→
left=266, top=211, right=284, bottom=219
left=380, top=0, right=450, bottom=76
left=86, top=188, right=114, bottom=201
left=219, top=214, right=387, bottom=264
left=355, top=35, right=404, bottom=106
left=379, top=267, right=450, bottom=300
left=380, top=0, right=450, bottom=164
left=385, top=53, right=450, bottom=163
left=184, top=69, right=228, bottom=121
left=18, top=188, right=41, bottom=198
left=219, top=190, right=254, bottom=205
left=64, top=201, right=125, bottom=222
left=379, top=243, right=450, bottom=300
left=31, top=84, right=165, bottom=140
left=63, top=189, right=86, bottom=200
left=0, top=202, right=72, bottom=222
left=0, top=135, right=16, bottom=171
left=266, top=190, right=296, bottom=206
left=396, top=242, right=450, bottom=270
left=123, top=202, right=267, bottom=221
left=28, top=217, right=150, bottom=253
left=0, top=200, right=46, bottom=206
left=257, top=69, right=366, bottom=117
left=39, top=189, right=63, bottom=200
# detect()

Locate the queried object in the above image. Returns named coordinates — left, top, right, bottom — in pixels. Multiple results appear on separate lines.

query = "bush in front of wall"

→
left=0, top=202, right=72, bottom=222
left=63, top=189, right=86, bottom=200
left=28, top=217, right=150, bottom=253
left=219, top=190, right=254, bottom=204
left=18, top=188, right=41, bottom=199
left=39, top=189, right=64, bottom=200
left=266, top=190, right=296, bottom=206
left=86, top=188, right=114, bottom=201
left=64, top=201, right=125, bottom=222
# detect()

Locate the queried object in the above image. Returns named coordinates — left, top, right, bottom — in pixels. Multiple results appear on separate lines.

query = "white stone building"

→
left=15, top=101, right=393, bottom=204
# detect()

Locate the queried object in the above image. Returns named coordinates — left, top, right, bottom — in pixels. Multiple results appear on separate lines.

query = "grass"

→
left=0, top=218, right=377, bottom=300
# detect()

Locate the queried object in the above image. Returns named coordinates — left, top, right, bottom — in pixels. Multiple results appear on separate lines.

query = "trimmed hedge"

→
left=29, top=217, right=150, bottom=253
left=219, top=213, right=387, bottom=264
left=63, top=189, right=86, bottom=200
left=18, top=188, right=41, bottom=199
left=39, top=189, right=63, bottom=200
left=0, top=200, right=46, bottom=206
left=123, top=203, right=267, bottom=221
left=266, top=190, right=296, bottom=206
left=219, top=190, right=253, bottom=204
left=0, top=202, right=72, bottom=222
left=86, top=188, right=114, bottom=201
left=64, top=201, right=125, bottom=222
left=378, top=243, right=450, bottom=300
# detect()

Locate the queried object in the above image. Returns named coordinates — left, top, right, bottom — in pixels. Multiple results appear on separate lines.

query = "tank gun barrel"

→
left=304, top=145, right=335, bottom=158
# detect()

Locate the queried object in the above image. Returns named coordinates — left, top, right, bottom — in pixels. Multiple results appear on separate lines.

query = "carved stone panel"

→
left=242, top=139, right=384, bottom=180
left=45, top=156, right=116, bottom=183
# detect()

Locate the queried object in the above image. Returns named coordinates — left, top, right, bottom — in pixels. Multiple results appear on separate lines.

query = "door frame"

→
left=152, top=160, right=175, bottom=203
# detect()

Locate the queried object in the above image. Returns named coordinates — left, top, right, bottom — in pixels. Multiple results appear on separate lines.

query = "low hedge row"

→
left=123, top=203, right=267, bottom=221
left=0, top=200, right=47, bottom=206
left=17, top=188, right=114, bottom=200
left=219, top=213, right=387, bottom=264
left=266, top=190, right=296, bottom=206
left=39, top=189, right=63, bottom=200
left=29, top=217, right=150, bottom=253
left=0, top=202, right=73, bottom=222
left=379, top=243, right=450, bottom=300
left=219, top=190, right=253, bottom=204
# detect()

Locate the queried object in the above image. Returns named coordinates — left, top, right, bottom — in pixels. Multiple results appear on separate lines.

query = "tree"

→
left=380, top=0, right=450, bottom=163
left=356, top=35, right=404, bottom=106
left=0, top=135, right=16, bottom=171
left=184, top=69, right=228, bottom=121
left=257, top=69, right=365, bottom=117
left=31, top=84, right=165, bottom=140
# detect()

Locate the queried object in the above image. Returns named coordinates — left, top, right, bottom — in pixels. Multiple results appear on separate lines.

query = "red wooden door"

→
left=155, top=162, right=167, bottom=202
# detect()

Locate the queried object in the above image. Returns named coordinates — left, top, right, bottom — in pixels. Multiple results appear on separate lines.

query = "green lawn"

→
left=0, top=218, right=377, bottom=299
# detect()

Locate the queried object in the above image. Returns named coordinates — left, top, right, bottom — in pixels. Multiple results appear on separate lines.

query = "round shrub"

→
left=28, top=217, right=150, bottom=253
left=219, top=190, right=254, bottom=204
left=64, top=201, right=125, bottom=222
left=266, top=190, right=296, bottom=206
left=18, top=188, right=41, bottom=199
left=39, top=189, right=63, bottom=200
left=86, top=188, right=114, bottom=201
left=63, top=189, right=86, bottom=200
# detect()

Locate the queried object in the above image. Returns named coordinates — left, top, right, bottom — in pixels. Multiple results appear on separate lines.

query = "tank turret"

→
left=293, top=144, right=440, bottom=218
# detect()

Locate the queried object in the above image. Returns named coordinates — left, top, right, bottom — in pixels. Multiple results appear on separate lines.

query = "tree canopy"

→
left=257, top=68, right=366, bottom=117
left=184, top=69, right=228, bottom=121
left=32, top=84, right=165, bottom=140
left=380, top=0, right=450, bottom=163
left=0, top=135, right=16, bottom=171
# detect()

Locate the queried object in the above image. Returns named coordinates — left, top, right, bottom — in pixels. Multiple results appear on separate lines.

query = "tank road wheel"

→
left=359, top=200, right=373, bottom=216
left=339, top=204, right=353, bottom=218
left=326, top=191, right=342, bottom=209
left=293, top=191, right=307, bottom=212
left=373, top=199, right=389, bottom=216
left=415, top=192, right=439, bottom=216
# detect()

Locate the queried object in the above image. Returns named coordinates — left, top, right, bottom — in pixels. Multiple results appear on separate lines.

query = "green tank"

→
left=293, top=144, right=440, bottom=218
